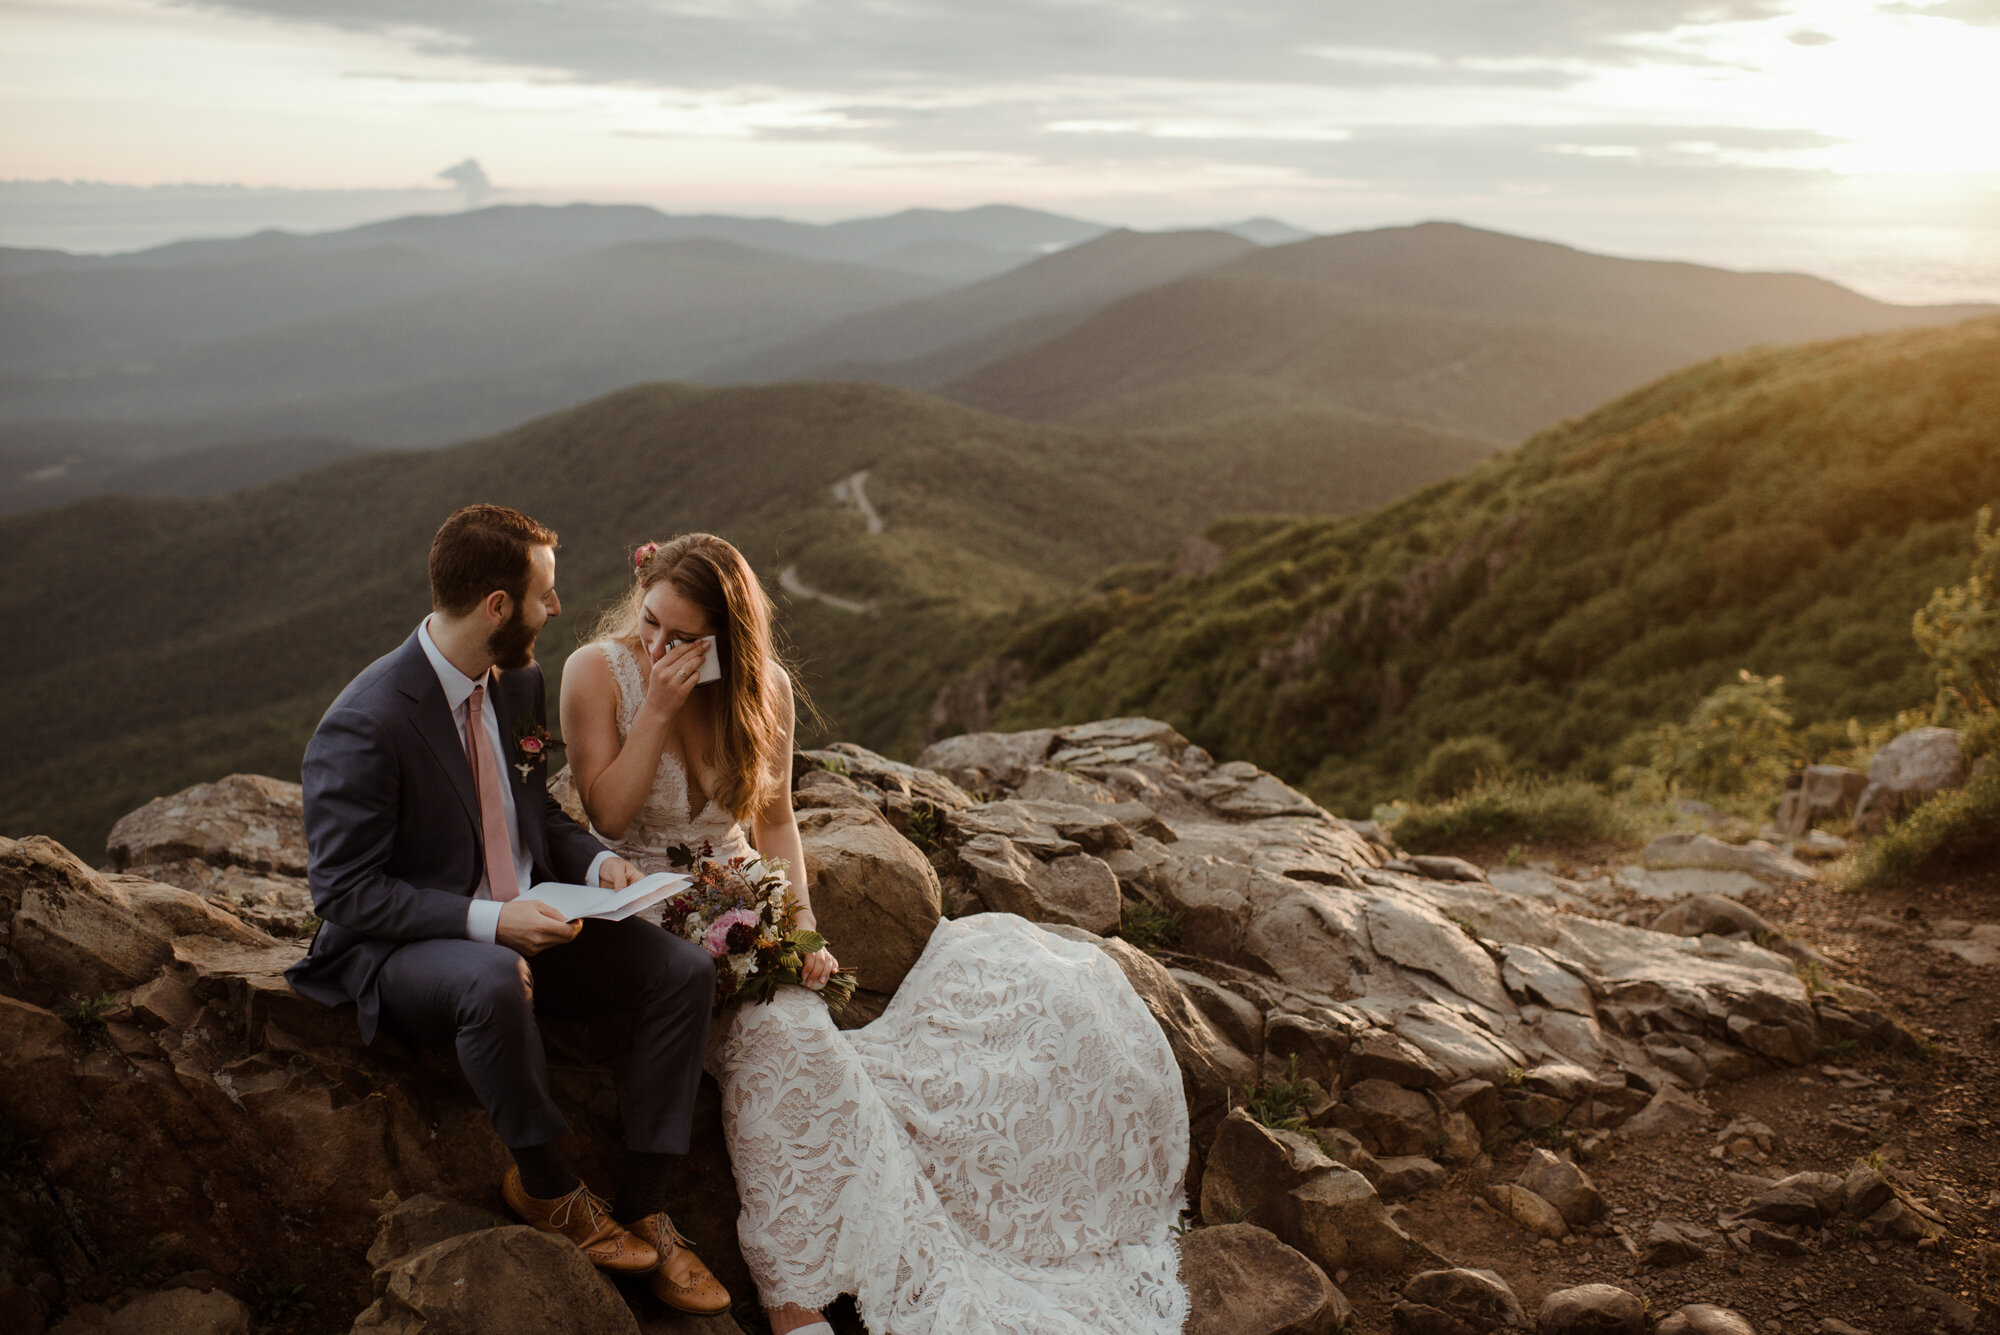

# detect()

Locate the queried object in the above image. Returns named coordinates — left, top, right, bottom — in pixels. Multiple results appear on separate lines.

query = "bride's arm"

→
left=560, top=641, right=698, bottom=840
left=750, top=674, right=836, bottom=987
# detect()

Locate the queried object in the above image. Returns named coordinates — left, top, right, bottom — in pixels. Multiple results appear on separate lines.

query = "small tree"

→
left=1913, top=506, right=2000, bottom=720
left=1648, top=669, right=1794, bottom=798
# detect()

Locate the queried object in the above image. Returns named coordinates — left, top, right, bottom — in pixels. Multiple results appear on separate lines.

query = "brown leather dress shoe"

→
left=628, top=1212, right=732, bottom=1314
left=503, top=1167, right=659, bottom=1274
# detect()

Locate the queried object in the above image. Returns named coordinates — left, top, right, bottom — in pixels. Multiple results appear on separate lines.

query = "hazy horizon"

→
left=3, top=178, right=1995, bottom=308
left=5, top=0, right=1996, bottom=304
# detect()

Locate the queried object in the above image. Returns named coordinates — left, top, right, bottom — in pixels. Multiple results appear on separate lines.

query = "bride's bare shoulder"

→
left=563, top=640, right=626, bottom=701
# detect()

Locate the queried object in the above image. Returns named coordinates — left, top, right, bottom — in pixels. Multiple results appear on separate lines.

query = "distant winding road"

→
left=779, top=469, right=883, bottom=614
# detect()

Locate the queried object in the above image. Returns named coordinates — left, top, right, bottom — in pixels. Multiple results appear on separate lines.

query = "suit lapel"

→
left=393, top=634, right=482, bottom=836
left=492, top=666, right=548, bottom=862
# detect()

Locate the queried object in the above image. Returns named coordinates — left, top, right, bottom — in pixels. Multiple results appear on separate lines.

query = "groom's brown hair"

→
left=429, top=504, right=559, bottom=615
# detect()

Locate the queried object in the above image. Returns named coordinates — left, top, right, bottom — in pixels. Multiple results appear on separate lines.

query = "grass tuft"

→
left=1243, top=1053, right=1314, bottom=1133
left=1392, top=777, right=1642, bottom=852
left=1119, top=899, right=1183, bottom=954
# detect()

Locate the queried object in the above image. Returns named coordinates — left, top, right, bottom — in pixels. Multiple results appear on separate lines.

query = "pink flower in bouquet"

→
left=519, top=736, right=544, bottom=754
left=704, top=907, right=761, bottom=960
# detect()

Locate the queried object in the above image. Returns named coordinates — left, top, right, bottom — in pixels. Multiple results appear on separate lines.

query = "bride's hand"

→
left=640, top=636, right=709, bottom=718
left=802, top=947, right=837, bottom=990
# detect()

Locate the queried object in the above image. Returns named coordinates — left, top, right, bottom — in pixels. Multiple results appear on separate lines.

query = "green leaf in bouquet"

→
left=789, top=929, right=828, bottom=955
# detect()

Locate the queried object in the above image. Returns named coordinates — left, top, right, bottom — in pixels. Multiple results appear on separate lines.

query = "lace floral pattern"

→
left=595, top=639, right=1190, bottom=1332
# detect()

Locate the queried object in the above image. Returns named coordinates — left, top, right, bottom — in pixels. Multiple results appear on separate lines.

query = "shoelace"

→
left=547, top=1184, right=615, bottom=1235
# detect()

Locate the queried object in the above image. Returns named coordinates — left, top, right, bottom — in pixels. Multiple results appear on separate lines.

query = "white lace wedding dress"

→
left=589, top=641, right=1190, bottom=1333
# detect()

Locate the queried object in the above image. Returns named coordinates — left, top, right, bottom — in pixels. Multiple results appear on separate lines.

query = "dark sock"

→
left=615, top=1149, right=672, bottom=1222
left=512, top=1141, right=578, bottom=1200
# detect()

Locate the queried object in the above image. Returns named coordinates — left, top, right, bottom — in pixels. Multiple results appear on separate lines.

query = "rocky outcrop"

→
left=4, top=715, right=1868, bottom=1331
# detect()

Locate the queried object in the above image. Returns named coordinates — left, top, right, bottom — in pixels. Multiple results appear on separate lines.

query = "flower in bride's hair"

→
left=633, top=541, right=658, bottom=575
left=704, top=907, right=760, bottom=959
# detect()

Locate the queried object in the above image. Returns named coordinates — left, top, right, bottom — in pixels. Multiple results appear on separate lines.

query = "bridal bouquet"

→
left=658, top=844, right=858, bottom=1012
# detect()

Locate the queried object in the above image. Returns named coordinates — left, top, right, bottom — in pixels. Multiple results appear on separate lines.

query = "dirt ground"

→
left=1336, top=859, right=2000, bottom=1335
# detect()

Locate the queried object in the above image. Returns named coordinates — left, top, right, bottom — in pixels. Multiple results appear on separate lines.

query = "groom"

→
left=285, top=503, right=729, bottom=1314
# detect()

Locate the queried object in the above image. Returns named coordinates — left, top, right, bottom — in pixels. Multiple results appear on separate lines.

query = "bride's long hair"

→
left=592, top=533, right=792, bottom=821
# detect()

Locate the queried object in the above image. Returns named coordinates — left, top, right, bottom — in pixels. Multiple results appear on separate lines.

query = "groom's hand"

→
left=497, top=899, right=582, bottom=955
left=598, top=857, right=640, bottom=890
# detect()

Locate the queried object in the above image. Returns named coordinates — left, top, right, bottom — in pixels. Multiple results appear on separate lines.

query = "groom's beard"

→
left=488, top=603, right=538, bottom=670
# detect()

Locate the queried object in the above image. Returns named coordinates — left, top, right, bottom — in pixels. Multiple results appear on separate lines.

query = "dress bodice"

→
left=588, top=639, right=755, bottom=872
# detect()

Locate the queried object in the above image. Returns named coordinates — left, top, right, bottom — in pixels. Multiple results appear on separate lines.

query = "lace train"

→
left=716, top=914, right=1190, bottom=1333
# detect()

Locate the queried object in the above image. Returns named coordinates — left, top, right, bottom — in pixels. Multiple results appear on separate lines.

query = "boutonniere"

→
left=510, top=712, right=563, bottom=780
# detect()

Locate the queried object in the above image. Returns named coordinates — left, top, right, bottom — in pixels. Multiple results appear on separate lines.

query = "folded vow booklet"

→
left=518, top=872, right=690, bottom=922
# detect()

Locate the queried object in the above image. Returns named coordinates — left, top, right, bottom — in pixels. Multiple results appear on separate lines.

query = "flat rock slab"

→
left=1616, top=866, right=1765, bottom=901
left=1926, top=924, right=2000, bottom=967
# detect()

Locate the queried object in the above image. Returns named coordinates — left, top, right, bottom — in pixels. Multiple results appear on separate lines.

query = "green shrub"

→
left=1914, top=506, right=2000, bottom=719
left=1646, top=669, right=1796, bottom=799
left=1392, top=777, right=1642, bottom=852
left=1844, top=766, right=2000, bottom=888
left=1411, top=735, right=1511, bottom=802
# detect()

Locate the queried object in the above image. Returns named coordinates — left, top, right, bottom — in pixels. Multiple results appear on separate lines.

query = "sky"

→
left=3, top=0, right=1998, bottom=301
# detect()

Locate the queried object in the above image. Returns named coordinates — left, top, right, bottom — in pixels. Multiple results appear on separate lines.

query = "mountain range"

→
left=7, top=208, right=1990, bottom=520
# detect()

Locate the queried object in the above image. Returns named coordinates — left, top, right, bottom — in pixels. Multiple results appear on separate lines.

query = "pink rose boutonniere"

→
left=510, top=712, right=563, bottom=781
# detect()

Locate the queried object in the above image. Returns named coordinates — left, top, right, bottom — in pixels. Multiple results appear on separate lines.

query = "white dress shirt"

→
left=418, top=617, right=611, bottom=942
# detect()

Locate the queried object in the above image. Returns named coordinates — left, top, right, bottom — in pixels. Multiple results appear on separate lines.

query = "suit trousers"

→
left=374, top=917, right=716, bottom=1154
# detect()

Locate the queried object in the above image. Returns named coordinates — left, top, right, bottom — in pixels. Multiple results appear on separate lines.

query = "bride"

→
left=560, top=533, right=1189, bottom=1335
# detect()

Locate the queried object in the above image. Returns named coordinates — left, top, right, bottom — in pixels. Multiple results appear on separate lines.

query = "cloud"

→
left=179, top=0, right=1792, bottom=94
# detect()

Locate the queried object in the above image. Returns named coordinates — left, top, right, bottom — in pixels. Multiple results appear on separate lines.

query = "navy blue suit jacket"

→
left=285, top=630, right=609, bottom=1042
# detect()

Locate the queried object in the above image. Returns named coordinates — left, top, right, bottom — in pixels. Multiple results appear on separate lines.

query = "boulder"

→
left=1179, top=1223, right=1352, bottom=1335
left=800, top=743, right=972, bottom=816
left=1778, top=765, right=1868, bottom=837
left=365, top=1193, right=509, bottom=1269
left=1343, top=1079, right=1440, bottom=1156
left=1869, top=726, right=1967, bottom=799
left=1618, top=1084, right=1712, bottom=1139
left=1400, top=1268, right=1525, bottom=1331
left=1642, top=1216, right=1714, bottom=1267
left=1639, top=833, right=1813, bottom=883
left=1342, top=1031, right=1451, bottom=1090
left=1648, top=895, right=1781, bottom=941
left=354, top=1226, right=641, bottom=1335
left=1374, top=1155, right=1448, bottom=1199
left=1840, top=1166, right=1895, bottom=1219
left=50, top=1288, right=253, bottom=1335
left=1729, top=1172, right=1842, bottom=1228
left=956, top=834, right=1120, bottom=934
left=1265, top=1013, right=1351, bottom=1094
left=796, top=804, right=942, bottom=999
left=1515, top=1148, right=1604, bottom=1226
left=1654, top=1307, right=1757, bottom=1335
left=1536, top=1284, right=1647, bottom=1334
left=1200, top=1109, right=1408, bottom=1272
left=1171, top=968, right=1266, bottom=1059
left=915, top=729, right=1058, bottom=791
left=1188, top=761, right=1324, bottom=820
left=105, top=773, right=307, bottom=875
left=1853, top=727, right=1968, bottom=834
left=1487, top=1183, right=1568, bottom=1239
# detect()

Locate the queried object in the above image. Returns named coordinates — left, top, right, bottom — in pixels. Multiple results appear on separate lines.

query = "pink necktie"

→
left=464, top=682, right=520, bottom=902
